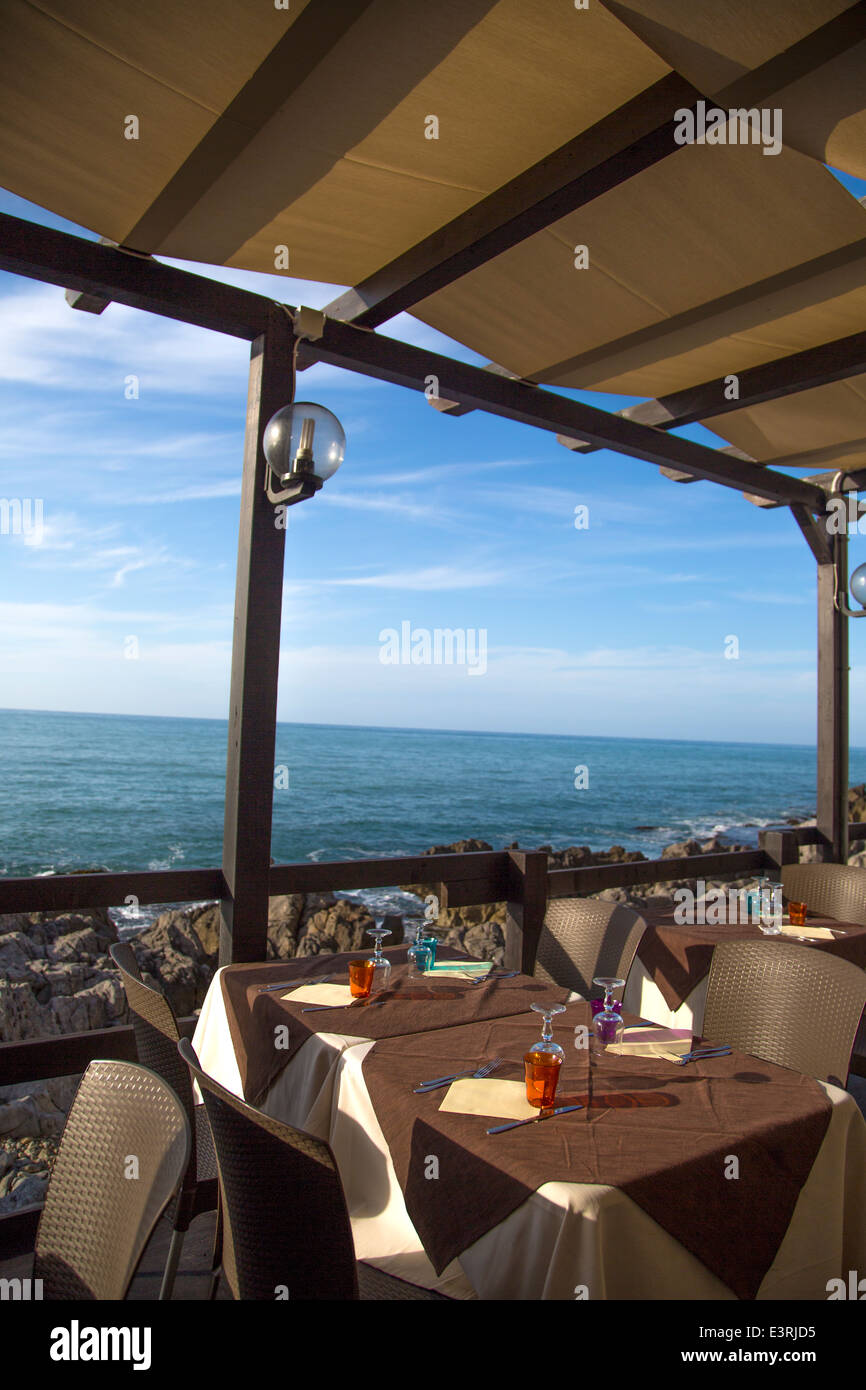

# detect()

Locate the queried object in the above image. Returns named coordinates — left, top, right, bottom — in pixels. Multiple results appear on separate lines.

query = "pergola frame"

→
left=0, top=204, right=860, bottom=956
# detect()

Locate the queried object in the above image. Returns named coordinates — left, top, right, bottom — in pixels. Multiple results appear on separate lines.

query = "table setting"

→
left=626, top=887, right=866, bottom=1031
left=192, top=939, right=866, bottom=1300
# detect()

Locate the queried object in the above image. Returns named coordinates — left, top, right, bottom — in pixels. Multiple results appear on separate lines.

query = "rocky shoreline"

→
left=2, top=784, right=864, bottom=1212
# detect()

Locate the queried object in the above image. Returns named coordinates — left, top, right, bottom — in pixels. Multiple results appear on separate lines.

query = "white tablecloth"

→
left=623, top=959, right=708, bottom=1033
left=194, top=968, right=866, bottom=1300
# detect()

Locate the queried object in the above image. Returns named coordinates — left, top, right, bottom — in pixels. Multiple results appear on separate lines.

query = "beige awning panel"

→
left=415, top=141, right=866, bottom=395
left=0, top=0, right=304, bottom=243
left=599, top=0, right=866, bottom=178
left=700, top=375, right=866, bottom=475
left=0, top=0, right=864, bottom=489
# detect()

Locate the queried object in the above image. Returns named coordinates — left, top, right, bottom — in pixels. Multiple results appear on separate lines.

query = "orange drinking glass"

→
left=524, top=1050, right=562, bottom=1109
left=788, top=900, right=808, bottom=927
left=348, top=959, right=374, bottom=998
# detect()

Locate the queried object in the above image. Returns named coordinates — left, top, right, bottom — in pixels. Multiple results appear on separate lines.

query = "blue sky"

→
left=0, top=178, right=864, bottom=747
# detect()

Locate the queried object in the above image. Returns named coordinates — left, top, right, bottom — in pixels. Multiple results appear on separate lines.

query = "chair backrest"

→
left=178, top=1038, right=359, bottom=1301
left=703, top=940, right=866, bottom=1084
left=533, top=898, right=647, bottom=997
left=110, top=941, right=196, bottom=1123
left=781, top=863, right=866, bottom=927
left=34, top=1059, right=189, bottom=1299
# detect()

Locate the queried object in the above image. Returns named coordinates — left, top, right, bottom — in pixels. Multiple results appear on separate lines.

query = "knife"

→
left=301, top=996, right=381, bottom=1012
left=258, top=973, right=334, bottom=992
left=486, top=1104, right=583, bottom=1135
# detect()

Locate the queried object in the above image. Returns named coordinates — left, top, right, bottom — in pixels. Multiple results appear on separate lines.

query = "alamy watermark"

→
left=379, top=622, right=487, bottom=676
left=0, top=497, right=43, bottom=543
left=674, top=102, right=782, bottom=157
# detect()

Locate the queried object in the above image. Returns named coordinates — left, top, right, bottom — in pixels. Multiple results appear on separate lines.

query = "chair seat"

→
left=357, top=1261, right=452, bottom=1300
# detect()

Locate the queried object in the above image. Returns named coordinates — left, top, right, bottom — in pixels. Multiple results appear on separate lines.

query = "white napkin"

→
left=283, top=982, right=354, bottom=1006
left=438, top=1078, right=537, bottom=1120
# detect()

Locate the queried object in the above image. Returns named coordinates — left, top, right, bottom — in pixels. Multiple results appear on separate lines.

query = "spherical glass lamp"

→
left=263, top=402, right=345, bottom=503
left=851, top=562, right=866, bottom=611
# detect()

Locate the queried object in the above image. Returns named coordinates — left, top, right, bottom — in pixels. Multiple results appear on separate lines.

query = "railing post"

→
left=504, top=850, right=548, bottom=973
left=220, top=305, right=294, bottom=965
left=817, top=526, right=849, bottom=864
left=758, top=829, right=799, bottom=874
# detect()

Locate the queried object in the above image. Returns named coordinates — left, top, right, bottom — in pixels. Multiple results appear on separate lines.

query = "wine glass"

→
left=524, top=1002, right=567, bottom=1109
left=759, top=881, right=783, bottom=935
left=365, top=925, right=392, bottom=992
left=592, top=977, right=625, bottom=1054
left=407, top=921, right=432, bottom=979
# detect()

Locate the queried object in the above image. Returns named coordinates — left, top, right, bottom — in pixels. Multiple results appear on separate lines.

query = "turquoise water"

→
left=1, top=708, right=863, bottom=929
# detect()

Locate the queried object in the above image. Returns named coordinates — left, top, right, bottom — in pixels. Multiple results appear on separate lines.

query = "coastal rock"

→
left=661, top=839, right=704, bottom=860
left=296, top=896, right=376, bottom=956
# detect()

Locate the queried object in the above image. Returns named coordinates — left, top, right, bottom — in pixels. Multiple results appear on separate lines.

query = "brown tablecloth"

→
left=362, top=1004, right=833, bottom=1299
left=219, top=947, right=570, bottom=1104
left=637, top=911, right=866, bottom=1012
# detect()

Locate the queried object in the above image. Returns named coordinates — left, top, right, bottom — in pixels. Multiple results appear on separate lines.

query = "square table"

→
left=624, top=909, right=866, bottom=1034
left=193, top=949, right=866, bottom=1301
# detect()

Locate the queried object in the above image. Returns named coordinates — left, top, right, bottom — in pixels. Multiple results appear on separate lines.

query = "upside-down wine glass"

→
left=524, top=1001, right=567, bottom=1108
left=591, top=977, right=625, bottom=1054
left=365, top=925, right=392, bottom=992
left=407, top=921, right=432, bottom=979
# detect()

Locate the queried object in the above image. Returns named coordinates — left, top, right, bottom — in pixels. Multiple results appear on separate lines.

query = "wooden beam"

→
left=325, top=73, right=700, bottom=326
left=817, top=531, right=850, bottom=864
left=791, top=505, right=833, bottom=566
left=504, top=850, right=548, bottom=973
left=758, top=829, right=799, bottom=873
left=220, top=306, right=294, bottom=966
left=569, top=330, right=866, bottom=454
left=0, top=214, right=838, bottom=509
left=269, top=850, right=509, bottom=897
left=122, top=0, right=378, bottom=253
left=0, top=212, right=270, bottom=339
left=0, top=1019, right=198, bottom=1085
left=309, top=317, right=827, bottom=509
left=547, top=850, right=765, bottom=899
left=0, top=867, right=223, bottom=915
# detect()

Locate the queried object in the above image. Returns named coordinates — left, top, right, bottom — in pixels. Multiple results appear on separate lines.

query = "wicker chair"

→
left=33, top=1059, right=190, bottom=1300
left=532, top=898, right=647, bottom=998
left=703, top=940, right=866, bottom=1085
left=178, top=1038, right=450, bottom=1301
left=781, top=863, right=866, bottom=927
left=110, top=942, right=220, bottom=1298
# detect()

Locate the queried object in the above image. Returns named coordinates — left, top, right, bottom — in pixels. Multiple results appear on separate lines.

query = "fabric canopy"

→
left=1, top=0, right=864, bottom=479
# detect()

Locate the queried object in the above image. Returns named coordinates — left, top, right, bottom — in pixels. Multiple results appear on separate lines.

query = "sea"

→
left=1, top=708, right=864, bottom=937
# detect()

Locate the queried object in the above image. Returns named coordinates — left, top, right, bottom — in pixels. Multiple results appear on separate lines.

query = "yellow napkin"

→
left=608, top=1038, right=692, bottom=1059
left=779, top=924, right=835, bottom=941
left=283, top=982, right=354, bottom=1006
left=423, top=961, right=491, bottom=979
left=438, top=1078, right=537, bottom=1121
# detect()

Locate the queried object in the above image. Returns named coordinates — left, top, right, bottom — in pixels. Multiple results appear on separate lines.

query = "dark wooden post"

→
left=817, top=528, right=849, bottom=865
left=758, top=829, right=799, bottom=874
left=220, top=305, right=294, bottom=965
left=504, top=850, right=548, bottom=973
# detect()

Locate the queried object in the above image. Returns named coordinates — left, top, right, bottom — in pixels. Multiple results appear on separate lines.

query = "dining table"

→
left=624, top=907, right=866, bottom=1035
left=192, top=942, right=866, bottom=1301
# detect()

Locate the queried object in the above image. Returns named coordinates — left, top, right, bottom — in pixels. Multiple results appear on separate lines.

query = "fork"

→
left=414, top=1058, right=502, bottom=1093
left=470, top=970, right=520, bottom=986
left=670, top=1045, right=732, bottom=1066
